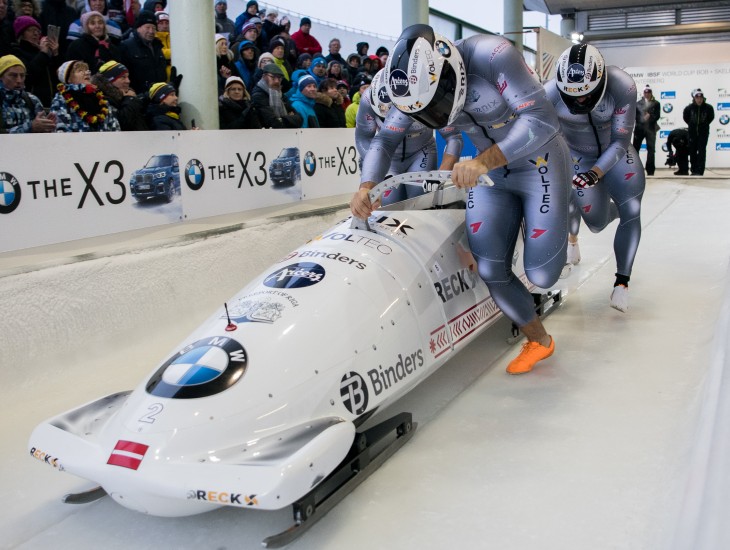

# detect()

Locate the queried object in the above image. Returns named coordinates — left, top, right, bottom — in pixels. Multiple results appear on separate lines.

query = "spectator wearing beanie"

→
left=234, top=39, right=259, bottom=91
left=291, top=16, right=322, bottom=56
left=146, top=80, right=187, bottom=130
left=375, top=46, right=389, bottom=66
left=65, top=10, right=121, bottom=74
left=215, top=34, right=239, bottom=95
left=336, top=79, right=351, bottom=111
left=50, top=58, right=121, bottom=131
left=119, top=10, right=166, bottom=94
left=10, top=15, right=61, bottom=106
left=67, top=0, right=124, bottom=44
left=0, top=53, right=56, bottom=133
left=218, top=75, right=261, bottom=130
left=214, top=0, right=235, bottom=37
left=90, top=59, right=148, bottom=130
left=269, top=34, right=292, bottom=91
left=233, top=0, right=259, bottom=37
left=289, top=73, right=319, bottom=127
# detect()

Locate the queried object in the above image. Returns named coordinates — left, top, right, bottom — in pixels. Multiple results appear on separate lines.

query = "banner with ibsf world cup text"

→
left=0, top=128, right=359, bottom=254
left=624, top=62, right=730, bottom=169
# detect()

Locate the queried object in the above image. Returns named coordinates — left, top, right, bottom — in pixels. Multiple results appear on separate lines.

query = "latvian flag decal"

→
left=107, top=440, right=149, bottom=470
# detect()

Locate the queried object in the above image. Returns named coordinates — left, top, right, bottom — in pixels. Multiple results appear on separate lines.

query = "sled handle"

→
left=350, top=170, right=494, bottom=231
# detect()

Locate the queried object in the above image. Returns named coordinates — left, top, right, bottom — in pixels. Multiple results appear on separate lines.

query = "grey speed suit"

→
left=545, top=66, right=645, bottom=278
left=438, top=35, right=571, bottom=327
left=356, top=91, right=437, bottom=204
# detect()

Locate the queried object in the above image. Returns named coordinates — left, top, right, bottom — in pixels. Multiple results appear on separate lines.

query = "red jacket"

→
left=290, top=30, right=322, bottom=56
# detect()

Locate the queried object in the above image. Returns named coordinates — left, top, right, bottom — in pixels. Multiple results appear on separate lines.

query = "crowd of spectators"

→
left=0, top=0, right=389, bottom=133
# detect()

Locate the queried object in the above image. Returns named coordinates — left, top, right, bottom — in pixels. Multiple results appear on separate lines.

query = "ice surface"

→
left=2, top=172, right=730, bottom=550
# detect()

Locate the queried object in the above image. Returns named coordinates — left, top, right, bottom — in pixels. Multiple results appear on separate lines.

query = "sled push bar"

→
left=350, top=170, right=494, bottom=231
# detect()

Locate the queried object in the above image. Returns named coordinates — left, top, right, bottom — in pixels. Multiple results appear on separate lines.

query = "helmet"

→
left=384, top=24, right=466, bottom=129
left=370, top=69, right=392, bottom=119
left=555, top=44, right=607, bottom=115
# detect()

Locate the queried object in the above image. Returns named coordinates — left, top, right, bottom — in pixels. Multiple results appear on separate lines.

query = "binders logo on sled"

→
left=107, top=440, right=149, bottom=470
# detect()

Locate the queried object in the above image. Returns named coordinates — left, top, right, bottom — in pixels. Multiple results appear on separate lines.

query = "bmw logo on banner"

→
left=0, top=172, right=21, bottom=214
left=185, top=159, right=205, bottom=190
left=146, top=336, right=247, bottom=398
left=303, top=151, right=316, bottom=177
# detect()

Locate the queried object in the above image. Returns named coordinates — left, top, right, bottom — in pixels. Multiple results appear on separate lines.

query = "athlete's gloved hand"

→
left=665, top=154, right=676, bottom=167
left=572, top=170, right=600, bottom=190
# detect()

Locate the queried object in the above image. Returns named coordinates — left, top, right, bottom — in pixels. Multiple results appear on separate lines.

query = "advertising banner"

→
left=624, top=63, right=730, bottom=168
left=0, top=129, right=359, bottom=254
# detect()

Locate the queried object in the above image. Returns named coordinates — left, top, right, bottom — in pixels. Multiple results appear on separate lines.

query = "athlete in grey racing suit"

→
left=355, top=86, right=439, bottom=205
left=544, top=65, right=645, bottom=311
left=351, top=28, right=572, bottom=374
left=438, top=35, right=571, bottom=336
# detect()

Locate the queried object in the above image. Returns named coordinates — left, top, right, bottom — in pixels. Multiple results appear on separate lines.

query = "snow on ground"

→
left=2, top=172, right=730, bottom=549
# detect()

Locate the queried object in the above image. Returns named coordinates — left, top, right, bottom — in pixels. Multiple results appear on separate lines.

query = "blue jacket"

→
left=289, top=88, right=319, bottom=128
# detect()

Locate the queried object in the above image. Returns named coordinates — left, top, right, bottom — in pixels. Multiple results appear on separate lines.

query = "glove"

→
left=572, top=170, right=600, bottom=190
left=170, top=66, right=183, bottom=93
left=665, top=154, right=676, bottom=167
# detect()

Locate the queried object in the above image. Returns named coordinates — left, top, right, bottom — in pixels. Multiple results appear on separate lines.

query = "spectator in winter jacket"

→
left=119, top=10, right=166, bottom=94
left=325, top=38, right=345, bottom=65
left=154, top=9, right=170, bottom=79
left=234, top=39, right=258, bottom=91
left=250, top=62, right=301, bottom=128
left=10, top=15, right=61, bottom=106
left=0, top=54, right=56, bottom=132
left=314, top=77, right=345, bottom=128
left=38, top=0, right=78, bottom=57
left=215, top=34, right=237, bottom=94
left=683, top=88, right=715, bottom=176
left=291, top=17, right=321, bottom=57
left=233, top=0, right=259, bottom=37
left=50, top=59, right=120, bottom=131
left=65, top=11, right=121, bottom=74
left=213, top=0, right=234, bottom=37
left=146, top=80, right=192, bottom=130
left=67, top=0, right=123, bottom=44
left=91, top=59, right=148, bottom=130
left=632, top=85, right=661, bottom=176
left=289, top=73, right=319, bottom=128
left=218, top=75, right=261, bottom=130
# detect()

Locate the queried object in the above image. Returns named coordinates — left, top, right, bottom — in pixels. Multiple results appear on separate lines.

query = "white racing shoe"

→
left=567, top=241, right=581, bottom=265
left=610, top=285, right=629, bottom=312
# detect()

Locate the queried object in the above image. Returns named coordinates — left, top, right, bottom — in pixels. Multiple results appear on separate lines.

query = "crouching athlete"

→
left=352, top=25, right=571, bottom=375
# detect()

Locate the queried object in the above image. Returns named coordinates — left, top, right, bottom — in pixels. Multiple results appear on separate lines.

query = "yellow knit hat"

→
left=0, top=55, right=25, bottom=77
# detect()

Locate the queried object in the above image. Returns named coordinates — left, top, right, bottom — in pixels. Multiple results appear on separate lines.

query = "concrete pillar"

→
left=503, top=0, right=523, bottom=52
left=168, top=2, right=219, bottom=130
left=560, top=13, right=576, bottom=40
left=402, top=0, right=429, bottom=31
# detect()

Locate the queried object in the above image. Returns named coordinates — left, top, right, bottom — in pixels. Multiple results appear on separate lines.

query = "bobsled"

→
left=28, top=171, right=559, bottom=547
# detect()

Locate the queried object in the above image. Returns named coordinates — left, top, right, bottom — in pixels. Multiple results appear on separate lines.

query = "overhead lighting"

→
left=571, top=31, right=584, bottom=43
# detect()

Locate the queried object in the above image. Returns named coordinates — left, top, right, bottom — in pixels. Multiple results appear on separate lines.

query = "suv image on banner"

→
left=269, top=147, right=301, bottom=186
left=130, top=154, right=181, bottom=202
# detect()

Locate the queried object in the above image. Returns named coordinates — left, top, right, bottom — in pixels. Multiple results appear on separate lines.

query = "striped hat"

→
left=98, top=61, right=128, bottom=82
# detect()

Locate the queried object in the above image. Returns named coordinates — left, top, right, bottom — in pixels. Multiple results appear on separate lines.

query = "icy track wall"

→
left=0, top=211, right=347, bottom=394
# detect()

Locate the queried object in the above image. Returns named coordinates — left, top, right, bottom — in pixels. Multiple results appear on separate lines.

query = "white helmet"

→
left=370, top=69, right=392, bottom=119
left=555, top=44, right=607, bottom=115
left=385, top=24, right=466, bottom=129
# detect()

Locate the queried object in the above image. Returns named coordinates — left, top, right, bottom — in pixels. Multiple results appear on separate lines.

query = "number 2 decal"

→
left=139, top=403, right=164, bottom=424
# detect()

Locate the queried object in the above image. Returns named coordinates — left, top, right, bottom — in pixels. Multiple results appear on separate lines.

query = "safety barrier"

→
left=0, top=128, right=359, bottom=253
